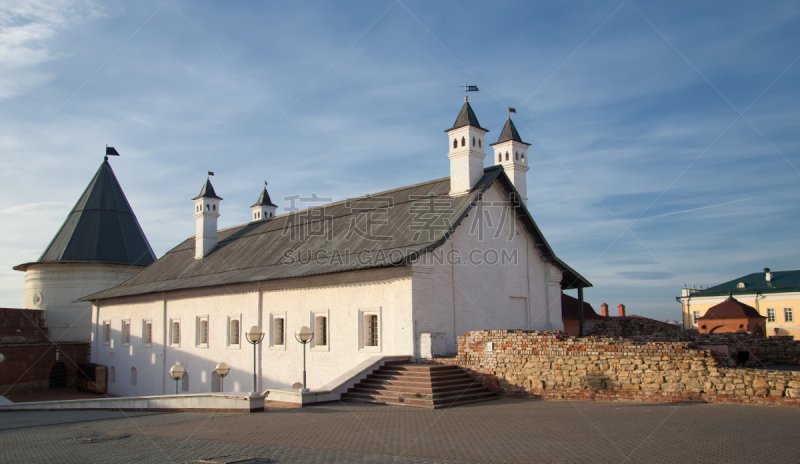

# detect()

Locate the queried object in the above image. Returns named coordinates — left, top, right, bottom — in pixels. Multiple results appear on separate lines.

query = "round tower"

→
left=13, top=155, right=156, bottom=342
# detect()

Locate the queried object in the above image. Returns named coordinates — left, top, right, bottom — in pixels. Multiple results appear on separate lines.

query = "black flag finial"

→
left=460, top=84, right=479, bottom=101
left=105, top=145, right=120, bottom=161
left=208, top=171, right=215, bottom=177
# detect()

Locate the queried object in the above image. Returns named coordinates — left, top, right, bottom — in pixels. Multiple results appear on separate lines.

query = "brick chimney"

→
left=600, top=303, right=609, bottom=317
left=618, top=304, right=626, bottom=317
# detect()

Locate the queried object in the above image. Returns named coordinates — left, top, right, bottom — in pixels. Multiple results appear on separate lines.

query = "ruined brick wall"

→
left=433, top=330, right=800, bottom=405
left=584, top=318, right=800, bottom=365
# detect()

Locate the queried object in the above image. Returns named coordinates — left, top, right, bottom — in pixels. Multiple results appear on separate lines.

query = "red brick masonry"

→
left=432, top=330, right=800, bottom=406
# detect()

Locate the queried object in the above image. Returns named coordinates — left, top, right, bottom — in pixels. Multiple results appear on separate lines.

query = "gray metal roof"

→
left=80, top=167, right=590, bottom=302
left=251, top=186, right=277, bottom=207
left=492, top=117, right=530, bottom=146
left=193, top=178, right=222, bottom=200
left=448, top=100, right=488, bottom=132
left=15, top=159, right=156, bottom=271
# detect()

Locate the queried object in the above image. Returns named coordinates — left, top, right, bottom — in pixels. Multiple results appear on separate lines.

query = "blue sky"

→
left=1, top=0, right=798, bottom=320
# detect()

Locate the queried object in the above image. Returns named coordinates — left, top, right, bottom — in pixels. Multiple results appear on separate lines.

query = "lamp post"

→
left=169, top=363, right=185, bottom=395
left=215, top=362, right=230, bottom=392
left=245, top=326, right=264, bottom=393
left=294, top=326, right=314, bottom=392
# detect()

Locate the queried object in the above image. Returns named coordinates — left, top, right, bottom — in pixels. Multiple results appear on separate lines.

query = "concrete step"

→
left=341, top=390, right=499, bottom=409
left=348, top=385, right=490, bottom=400
left=352, top=381, right=481, bottom=394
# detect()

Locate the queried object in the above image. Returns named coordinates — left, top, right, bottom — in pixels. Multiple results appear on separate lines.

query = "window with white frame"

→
left=359, top=308, right=381, bottom=351
left=767, top=308, right=776, bottom=323
left=229, top=318, right=240, bottom=346
left=142, top=320, right=153, bottom=347
left=121, top=320, right=131, bottom=346
left=692, top=311, right=700, bottom=324
left=171, top=319, right=181, bottom=346
left=785, top=307, right=794, bottom=323
left=272, top=317, right=285, bottom=346
left=103, top=321, right=111, bottom=345
left=197, top=317, right=209, bottom=347
left=312, top=311, right=328, bottom=350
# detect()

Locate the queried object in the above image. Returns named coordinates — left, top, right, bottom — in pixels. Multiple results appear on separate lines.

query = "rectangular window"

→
left=197, top=317, right=209, bottom=347
left=273, top=318, right=284, bottom=345
left=692, top=311, right=700, bottom=324
left=315, top=316, right=327, bottom=346
left=122, top=320, right=131, bottom=346
left=103, top=321, right=111, bottom=344
left=365, top=315, right=378, bottom=346
left=171, top=320, right=180, bottom=346
left=767, top=308, right=776, bottom=323
left=142, top=320, right=153, bottom=346
left=230, top=318, right=240, bottom=346
left=785, top=308, right=794, bottom=323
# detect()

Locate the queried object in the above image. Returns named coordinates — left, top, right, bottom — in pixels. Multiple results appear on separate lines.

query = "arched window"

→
left=453, top=139, right=457, bottom=149
left=130, top=367, right=137, bottom=386
left=498, top=154, right=502, bottom=163
left=269, top=212, right=272, bottom=218
left=478, top=139, right=482, bottom=148
left=212, top=204, right=216, bottom=211
left=109, top=366, right=116, bottom=383
left=472, top=137, right=475, bottom=146
left=515, top=152, right=519, bottom=160
left=206, top=204, right=210, bottom=211
left=505, top=152, right=509, bottom=161
left=521, top=154, right=525, bottom=162
left=461, top=137, right=465, bottom=147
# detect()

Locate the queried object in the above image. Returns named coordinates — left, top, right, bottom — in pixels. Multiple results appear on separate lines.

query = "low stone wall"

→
left=585, top=318, right=800, bottom=365
left=432, top=330, right=800, bottom=406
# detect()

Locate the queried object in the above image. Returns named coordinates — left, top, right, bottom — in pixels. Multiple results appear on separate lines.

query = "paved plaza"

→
left=1, top=399, right=799, bottom=463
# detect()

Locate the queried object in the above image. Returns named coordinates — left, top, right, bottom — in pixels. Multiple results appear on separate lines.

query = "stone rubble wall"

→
left=584, top=318, right=799, bottom=365
left=432, top=330, right=800, bottom=406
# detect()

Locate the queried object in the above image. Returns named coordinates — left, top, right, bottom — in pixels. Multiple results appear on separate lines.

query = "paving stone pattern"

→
left=2, top=400, right=800, bottom=463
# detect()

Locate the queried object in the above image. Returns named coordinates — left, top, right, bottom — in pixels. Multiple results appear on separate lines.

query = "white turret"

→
left=251, top=182, right=278, bottom=221
left=491, top=116, right=530, bottom=205
left=446, top=97, right=488, bottom=195
left=192, top=176, right=222, bottom=259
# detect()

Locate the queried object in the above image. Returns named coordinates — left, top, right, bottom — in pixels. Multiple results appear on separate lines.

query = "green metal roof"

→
left=14, top=158, right=156, bottom=270
left=690, top=270, right=800, bottom=297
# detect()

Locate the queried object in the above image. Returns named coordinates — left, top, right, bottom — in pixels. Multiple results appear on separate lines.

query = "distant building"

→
left=696, top=294, right=767, bottom=336
left=677, top=268, right=799, bottom=338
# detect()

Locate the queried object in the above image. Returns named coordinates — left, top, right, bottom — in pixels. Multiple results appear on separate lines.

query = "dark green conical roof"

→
left=447, top=99, right=488, bottom=132
left=494, top=117, right=529, bottom=145
left=25, top=158, right=156, bottom=268
left=251, top=186, right=277, bottom=207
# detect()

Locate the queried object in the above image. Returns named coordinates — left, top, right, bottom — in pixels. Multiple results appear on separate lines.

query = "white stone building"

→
left=81, top=100, right=591, bottom=397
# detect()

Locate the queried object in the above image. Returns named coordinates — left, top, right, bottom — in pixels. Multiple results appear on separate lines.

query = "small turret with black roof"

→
left=491, top=114, right=530, bottom=205
left=251, top=182, right=278, bottom=221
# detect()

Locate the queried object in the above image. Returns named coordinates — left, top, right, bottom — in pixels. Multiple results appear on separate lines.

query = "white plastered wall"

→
left=23, top=263, right=144, bottom=343
left=91, top=268, right=414, bottom=397
left=411, top=183, right=563, bottom=353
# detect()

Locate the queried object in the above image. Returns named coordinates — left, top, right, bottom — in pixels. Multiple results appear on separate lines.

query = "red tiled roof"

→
left=697, top=295, right=765, bottom=320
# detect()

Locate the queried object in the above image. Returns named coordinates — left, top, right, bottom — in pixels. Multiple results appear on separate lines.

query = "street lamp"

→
left=0, top=353, right=5, bottom=364
left=215, top=362, right=230, bottom=392
left=169, top=363, right=185, bottom=395
left=294, top=326, right=314, bottom=392
left=245, top=326, right=264, bottom=393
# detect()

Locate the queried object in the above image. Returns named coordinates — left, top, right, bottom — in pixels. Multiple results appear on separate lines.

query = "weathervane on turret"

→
left=459, top=84, right=479, bottom=101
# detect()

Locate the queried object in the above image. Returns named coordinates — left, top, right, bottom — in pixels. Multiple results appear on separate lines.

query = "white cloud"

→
left=0, top=0, right=103, bottom=98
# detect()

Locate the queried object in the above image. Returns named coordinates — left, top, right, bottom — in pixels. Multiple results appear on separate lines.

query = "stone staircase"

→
left=341, top=362, right=499, bottom=409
